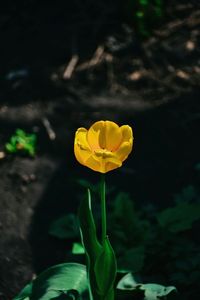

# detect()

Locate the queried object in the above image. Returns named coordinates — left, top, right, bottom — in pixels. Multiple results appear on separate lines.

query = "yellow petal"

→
left=103, top=156, right=122, bottom=173
left=120, top=125, right=133, bottom=144
left=87, top=121, right=105, bottom=151
left=87, top=120, right=122, bottom=152
left=116, top=125, right=133, bottom=162
left=74, top=128, right=92, bottom=165
left=92, top=151, right=122, bottom=173
left=115, top=141, right=132, bottom=162
left=84, top=155, right=101, bottom=172
left=104, top=121, right=122, bottom=151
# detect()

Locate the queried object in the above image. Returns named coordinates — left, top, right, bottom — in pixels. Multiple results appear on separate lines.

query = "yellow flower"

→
left=74, top=120, right=133, bottom=173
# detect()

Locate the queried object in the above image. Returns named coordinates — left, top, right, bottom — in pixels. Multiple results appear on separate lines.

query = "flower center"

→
left=94, top=149, right=113, bottom=158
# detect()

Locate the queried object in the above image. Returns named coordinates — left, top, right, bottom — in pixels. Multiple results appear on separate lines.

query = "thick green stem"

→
left=100, top=174, right=106, bottom=244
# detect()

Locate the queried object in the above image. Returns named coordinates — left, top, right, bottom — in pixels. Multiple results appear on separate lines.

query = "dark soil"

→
left=0, top=0, right=200, bottom=299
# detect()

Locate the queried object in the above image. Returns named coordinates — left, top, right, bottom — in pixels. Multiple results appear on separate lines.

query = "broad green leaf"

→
left=13, top=282, right=32, bottom=300
left=140, top=284, right=177, bottom=300
left=116, top=273, right=137, bottom=290
left=157, top=201, right=200, bottom=233
left=49, top=214, right=79, bottom=239
left=31, top=263, right=88, bottom=300
left=116, top=273, right=144, bottom=299
left=117, top=273, right=176, bottom=300
left=72, top=243, right=85, bottom=255
left=94, top=237, right=117, bottom=298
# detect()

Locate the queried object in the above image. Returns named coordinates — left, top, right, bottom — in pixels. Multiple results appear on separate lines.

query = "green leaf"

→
left=140, top=284, right=177, bottom=300
left=157, top=201, right=200, bottom=233
left=13, top=282, right=32, bottom=300
left=78, top=189, right=102, bottom=262
left=117, top=273, right=138, bottom=290
left=49, top=214, right=79, bottom=239
left=94, top=237, right=117, bottom=298
left=16, top=129, right=26, bottom=137
left=72, top=243, right=85, bottom=255
left=10, top=135, right=18, bottom=146
left=117, top=246, right=145, bottom=273
left=117, top=273, right=176, bottom=300
left=31, top=263, right=88, bottom=300
left=5, top=143, right=16, bottom=153
left=116, top=273, right=144, bottom=299
left=78, top=189, right=102, bottom=300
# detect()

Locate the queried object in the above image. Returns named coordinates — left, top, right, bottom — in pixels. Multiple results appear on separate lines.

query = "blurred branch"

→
left=77, top=45, right=105, bottom=71
left=42, top=118, right=56, bottom=141
left=63, top=55, right=79, bottom=79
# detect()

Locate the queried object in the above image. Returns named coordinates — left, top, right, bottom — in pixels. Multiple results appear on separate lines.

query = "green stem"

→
left=100, top=174, right=106, bottom=244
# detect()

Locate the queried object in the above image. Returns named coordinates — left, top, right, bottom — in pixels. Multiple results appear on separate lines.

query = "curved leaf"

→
left=31, top=263, right=88, bottom=300
left=13, top=282, right=32, bottom=300
left=78, top=189, right=102, bottom=261
left=94, top=237, right=117, bottom=298
left=117, top=273, right=176, bottom=300
left=78, top=189, right=102, bottom=299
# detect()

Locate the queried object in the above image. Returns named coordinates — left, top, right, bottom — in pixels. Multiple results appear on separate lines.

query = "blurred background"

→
left=0, top=0, right=200, bottom=299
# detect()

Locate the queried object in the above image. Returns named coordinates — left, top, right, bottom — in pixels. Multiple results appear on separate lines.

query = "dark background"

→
left=0, top=0, right=200, bottom=299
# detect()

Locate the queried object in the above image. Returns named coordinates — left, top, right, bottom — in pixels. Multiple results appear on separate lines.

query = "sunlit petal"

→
left=104, top=121, right=122, bottom=151
left=120, top=125, right=133, bottom=144
left=84, top=155, right=101, bottom=172
left=88, top=152, right=122, bottom=173
left=74, top=128, right=92, bottom=165
left=87, top=121, right=105, bottom=151
left=115, top=141, right=132, bottom=162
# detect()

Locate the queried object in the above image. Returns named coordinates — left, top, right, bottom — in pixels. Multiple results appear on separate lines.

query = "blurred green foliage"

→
left=5, top=129, right=37, bottom=156
left=49, top=214, right=79, bottom=239
left=49, top=180, right=200, bottom=299
left=123, top=0, right=163, bottom=36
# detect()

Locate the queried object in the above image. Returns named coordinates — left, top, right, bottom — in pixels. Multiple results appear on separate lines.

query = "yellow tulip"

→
left=74, top=120, right=133, bottom=173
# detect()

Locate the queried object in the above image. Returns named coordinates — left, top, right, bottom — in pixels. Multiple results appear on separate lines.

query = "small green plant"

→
left=124, top=0, right=163, bottom=36
left=5, top=129, right=37, bottom=156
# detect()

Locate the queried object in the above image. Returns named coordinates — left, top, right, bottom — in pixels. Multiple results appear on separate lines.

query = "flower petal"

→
left=84, top=155, right=101, bottom=172
left=74, top=128, right=92, bottom=165
left=114, top=125, right=133, bottom=162
left=92, top=151, right=122, bottom=173
left=87, top=120, right=122, bottom=152
left=87, top=121, right=105, bottom=151
left=120, top=125, right=133, bottom=144
left=104, top=121, right=122, bottom=151
left=115, top=141, right=132, bottom=162
left=103, top=156, right=122, bottom=173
